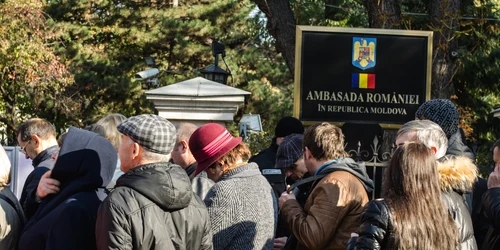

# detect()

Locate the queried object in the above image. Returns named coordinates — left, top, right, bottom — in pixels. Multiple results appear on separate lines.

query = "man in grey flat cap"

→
left=96, top=114, right=212, bottom=250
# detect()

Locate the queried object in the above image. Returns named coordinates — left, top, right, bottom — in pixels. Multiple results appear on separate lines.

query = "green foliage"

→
left=0, top=0, right=82, bottom=142
left=38, top=0, right=294, bottom=148
left=43, top=0, right=244, bottom=123
left=223, top=7, right=294, bottom=148
left=454, top=2, right=500, bottom=168
left=245, top=131, right=273, bottom=156
left=42, top=0, right=293, bottom=138
left=293, top=0, right=368, bottom=27
left=225, top=6, right=293, bottom=153
left=6, top=0, right=494, bottom=165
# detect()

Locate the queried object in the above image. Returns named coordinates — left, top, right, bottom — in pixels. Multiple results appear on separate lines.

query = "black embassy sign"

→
left=293, top=26, right=432, bottom=128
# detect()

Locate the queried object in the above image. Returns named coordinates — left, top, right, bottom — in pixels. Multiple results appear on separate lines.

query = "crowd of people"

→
left=0, top=98, right=498, bottom=250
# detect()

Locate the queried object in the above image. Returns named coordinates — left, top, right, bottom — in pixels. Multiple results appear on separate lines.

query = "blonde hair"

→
left=96, top=113, right=127, bottom=151
left=0, top=146, right=11, bottom=186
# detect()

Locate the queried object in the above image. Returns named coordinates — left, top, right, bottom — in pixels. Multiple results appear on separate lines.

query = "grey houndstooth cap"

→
left=117, top=114, right=176, bottom=155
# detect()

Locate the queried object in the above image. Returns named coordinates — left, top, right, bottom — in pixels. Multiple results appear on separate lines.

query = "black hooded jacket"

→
left=18, top=127, right=117, bottom=250
left=95, top=162, right=213, bottom=250
left=20, top=145, right=59, bottom=219
left=481, top=188, right=500, bottom=250
left=346, top=199, right=395, bottom=250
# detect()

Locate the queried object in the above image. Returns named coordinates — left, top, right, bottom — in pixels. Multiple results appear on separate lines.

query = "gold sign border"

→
left=293, top=26, right=433, bottom=130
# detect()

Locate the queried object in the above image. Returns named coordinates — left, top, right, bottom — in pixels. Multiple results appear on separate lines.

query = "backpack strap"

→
left=287, top=165, right=345, bottom=192
left=287, top=174, right=327, bottom=193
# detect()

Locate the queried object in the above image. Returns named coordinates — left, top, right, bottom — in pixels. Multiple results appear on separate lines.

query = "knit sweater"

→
left=204, top=162, right=277, bottom=250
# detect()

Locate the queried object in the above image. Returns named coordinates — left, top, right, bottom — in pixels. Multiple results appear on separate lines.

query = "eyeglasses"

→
left=19, top=139, right=32, bottom=155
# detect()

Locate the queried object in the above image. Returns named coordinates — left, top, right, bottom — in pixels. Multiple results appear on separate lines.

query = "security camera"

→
left=135, top=68, right=159, bottom=80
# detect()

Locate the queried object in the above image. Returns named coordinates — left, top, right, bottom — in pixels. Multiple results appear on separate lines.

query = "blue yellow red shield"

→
left=352, top=37, right=376, bottom=70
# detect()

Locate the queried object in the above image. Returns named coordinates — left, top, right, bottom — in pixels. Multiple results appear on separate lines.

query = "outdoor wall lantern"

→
left=201, top=41, right=231, bottom=85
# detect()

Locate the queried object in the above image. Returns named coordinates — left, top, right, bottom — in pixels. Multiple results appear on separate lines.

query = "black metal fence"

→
left=0, top=133, right=16, bottom=146
left=347, top=136, right=395, bottom=200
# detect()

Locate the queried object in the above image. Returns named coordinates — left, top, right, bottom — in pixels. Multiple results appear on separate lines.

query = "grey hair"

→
left=142, top=148, right=171, bottom=163
left=398, top=120, right=448, bottom=158
left=123, top=137, right=171, bottom=163
left=175, top=123, right=198, bottom=143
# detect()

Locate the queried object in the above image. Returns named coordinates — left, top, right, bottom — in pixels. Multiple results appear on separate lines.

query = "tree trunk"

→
left=250, top=0, right=296, bottom=75
left=365, top=0, right=402, bottom=29
left=429, top=0, right=460, bottom=99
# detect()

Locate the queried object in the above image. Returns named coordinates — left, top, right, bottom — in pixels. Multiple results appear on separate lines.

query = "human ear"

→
left=32, top=135, right=41, bottom=147
left=132, top=143, right=141, bottom=159
left=303, top=147, right=311, bottom=160
left=180, top=141, right=188, bottom=153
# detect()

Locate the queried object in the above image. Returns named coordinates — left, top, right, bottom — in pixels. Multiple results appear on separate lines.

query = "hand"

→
left=37, top=171, right=61, bottom=200
left=273, top=237, right=288, bottom=250
left=488, top=165, right=500, bottom=189
left=279, top=191, right=296, bottom=209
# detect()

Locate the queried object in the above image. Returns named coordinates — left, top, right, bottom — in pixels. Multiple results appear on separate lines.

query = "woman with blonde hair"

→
left=96, top=113, right=126, bottom=187
left=348, top=142, right=458, bottom=250
left=96, top=113, right=126, bottom=151
left=189, top=123, right=277, bottom=250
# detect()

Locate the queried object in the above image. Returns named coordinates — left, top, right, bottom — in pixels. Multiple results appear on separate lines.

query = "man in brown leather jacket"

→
left=279, top=122, right=373, bottom=250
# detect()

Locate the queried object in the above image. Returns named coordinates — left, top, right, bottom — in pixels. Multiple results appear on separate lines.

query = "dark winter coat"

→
left=472, top=178, right=489, bottom=249
left=481, top=188, right=500, bottom=250
left=249, top=140, right=278, bottom=171
left=96, top=162, right=213, bottom=250
left=438, top=156, right=479, bottom=250
left=20, top=145, right=59, bottom=219
left=249, top=139, right=286, bottom=198
left=447, top=131, right=475, bottom=160
left=18, top=127, right=117, bottom=250
left=204, top=162, right=277, bottom=250
left=187, top=162, right=215, bottom=201
left=346, top=199, right=395, bottom=250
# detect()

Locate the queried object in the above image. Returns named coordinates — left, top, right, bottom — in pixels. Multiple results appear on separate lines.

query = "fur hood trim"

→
left=437, top=156, right=478, bottom=193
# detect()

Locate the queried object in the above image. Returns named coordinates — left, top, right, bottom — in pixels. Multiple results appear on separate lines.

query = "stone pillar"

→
left=145, top=77, right=250, bottom=127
